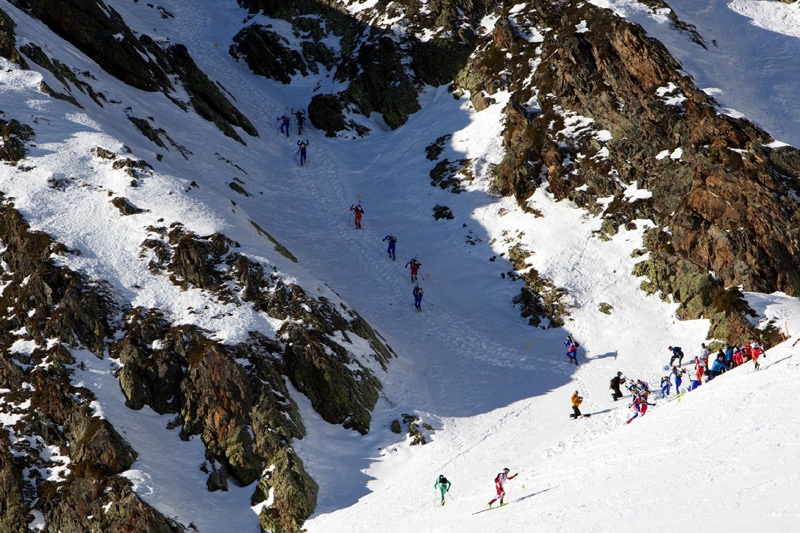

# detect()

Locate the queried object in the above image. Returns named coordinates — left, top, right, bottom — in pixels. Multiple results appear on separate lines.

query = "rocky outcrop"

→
left=449, top=1, right=800, bottom=344
left=7, top=0, right=257, bottom=143
left=0, top=199, right=182, bottom=531
left=0, top=193, right=393, bottom=532
left=0, top=8, right=25, bottom=66
left=0, top=118, right=34, bottom=162
left=0, top=429, right=27, bottom=533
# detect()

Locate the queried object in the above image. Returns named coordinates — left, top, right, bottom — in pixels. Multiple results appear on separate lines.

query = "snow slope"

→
left=0, top=0, right=799, bottom=531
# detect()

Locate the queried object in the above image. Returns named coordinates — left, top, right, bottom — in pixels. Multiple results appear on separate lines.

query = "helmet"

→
left=503, top=467, right=510, bottom=473
left=617, top=371, right=622, bottom=375
left=574, top=390, right=579, bottom=394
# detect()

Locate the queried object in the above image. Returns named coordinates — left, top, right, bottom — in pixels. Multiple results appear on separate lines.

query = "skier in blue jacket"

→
left=668, top=346, right=684, bottom=366
left=278, top=114, right=291, bottom=136
left=297, top=140, right=309, bottom=166
left=660, top=376, right=671, bottom=398
left=383, top=235, right=397, bottom=260
left=670, top=365, right=686, bottom=394
left=413, top=285, right=423, bottom=311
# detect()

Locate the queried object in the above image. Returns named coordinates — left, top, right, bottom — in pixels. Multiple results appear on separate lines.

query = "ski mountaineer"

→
left=626, top=393, right=655, bottom=424
left=405, top=257, right=421, bottom=282
left=413, top=285, right=423, bottom=312
left=570, top=390, right=583, bottom=419
left=278, top=114, right=291, bottom=137
left=694, top=356, right=706, bottom=382
left=750, top=338, right=766, bottom=370
left=567, top=343, right=578, bottom=365
left=660, top=375, right=671, bottom=398
left=670, top=365, right=686, bottom=395
left=297, top=140, right=309, bottom=166
left=699, top=343, right=711, bottom=368
left=488, top=468, right=517, bottom=508
left=293, top=108, right=305, bottom=135
left=668, top=345, right=684, bottom=367
left=383, top=234, right=397, bottom=260
left=350, top=203, right=364, bottom=229
left=434, top=475, right=451, bottom=506
left=565, top=335, right=579, bottom=365
left=610, top=371, right=625, bottom=401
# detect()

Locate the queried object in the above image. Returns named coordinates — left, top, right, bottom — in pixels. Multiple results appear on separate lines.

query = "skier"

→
left=670, top=365, right=686, bottom=394
left=610, top=371, right=625, bottom=401
left=699, top=342, right=710, bottom=367
left=731, top=347, right=744, bottom=368
left=278, top=114, right=291, bottom=137
left=566, top=343, right=578, bottom=365
left=668, top=346, right=684, bottom=367
left=570, top=390, right=583, bottom=419
left=383, top=234, right=397, bottom=260
left=564, top=335, right=576, bottom=349
left=296, top=140, right=309, bottom=166
left=626, top=393, right=655, bottom=424
left=350, top=202, right=364, bottom=229
left=293, top=108, right=305, bottom=135
left=659, top=375, right=671, bottom=398
left=750, top=338, right=765, bottom=370
left=488, top=468, right=517, bottom=508
left=405, top=257, right=421, bottom=282
left=413, top=285, right=423, bottom=312
left=434, top=474, right=451, bottom=506
left=694, top=356, right=706, bottom=382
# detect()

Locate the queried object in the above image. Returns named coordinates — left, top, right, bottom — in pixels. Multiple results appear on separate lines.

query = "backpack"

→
left=390, top=236, right=397, bottom=243
left=609, top=379, right=614, bottom=389
left=495, top=473, right=502, bottom=483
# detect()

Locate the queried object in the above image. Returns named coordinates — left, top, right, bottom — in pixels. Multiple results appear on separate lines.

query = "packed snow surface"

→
left=0, top=0, right=799, bottom=531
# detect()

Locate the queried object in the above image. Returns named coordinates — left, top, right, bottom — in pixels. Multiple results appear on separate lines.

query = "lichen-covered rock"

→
left=0, top=429, right=27, bottom=533
left=451, top=0, right=800, bottom=340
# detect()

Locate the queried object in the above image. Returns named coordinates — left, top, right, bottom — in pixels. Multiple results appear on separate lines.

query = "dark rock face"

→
left=0, top=195, right=393, bottom=532
left=0, top=429, right=27, bottom=533
left=0, top=201, right=182, bottom=531
left=230, top=24, right=311, bottom=84
left=0, top=8, right=26, bottom=65
left=0, top=119, right=34, bottom=162
left=165, top=44, right=259, bottom=143
left=7, top=0, right=257, bottom=144
left=8, top=0, right=170, bottom=91
left=450, top=1, right=800, bottom=342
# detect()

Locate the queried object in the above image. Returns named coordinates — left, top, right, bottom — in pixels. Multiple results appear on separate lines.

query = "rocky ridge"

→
left=0, top=9, right=394, bottom=532
left=226, top=0, right=800, bottom=343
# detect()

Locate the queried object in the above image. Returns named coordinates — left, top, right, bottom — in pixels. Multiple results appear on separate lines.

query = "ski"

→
left=569, top=413, right=592, bottom=419
left=472, top=503, right=508, bottom=515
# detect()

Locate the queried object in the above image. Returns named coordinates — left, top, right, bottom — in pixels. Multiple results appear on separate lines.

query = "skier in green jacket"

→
left=434, top=474, right=451, bottom=506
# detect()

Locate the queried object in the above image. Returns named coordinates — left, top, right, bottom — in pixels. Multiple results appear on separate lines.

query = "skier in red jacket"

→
left=405, top=258, right=421, bottom=282
left=488, top=468, right=517, bottom=508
